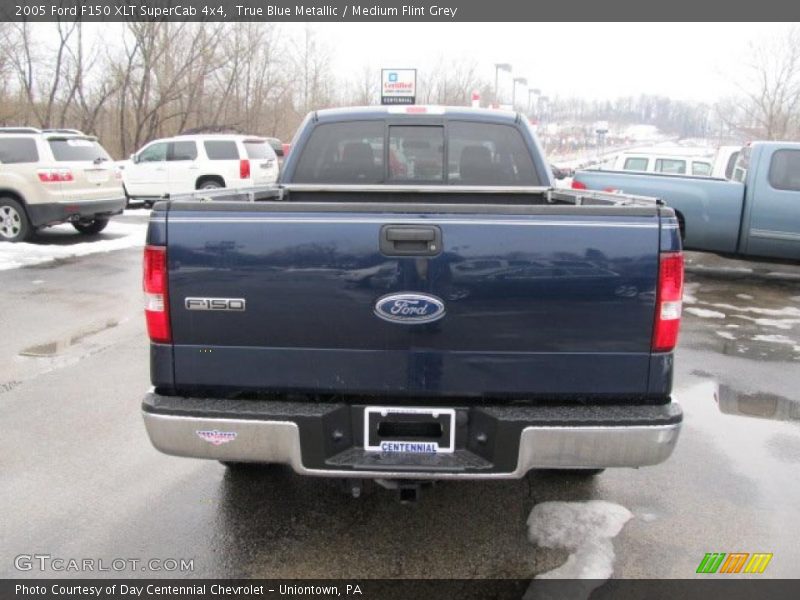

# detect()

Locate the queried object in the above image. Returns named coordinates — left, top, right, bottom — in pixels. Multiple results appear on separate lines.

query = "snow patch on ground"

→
left=709, top=303, right=800, bottom=318
left=685, top=307, right=726, bottom=319
left=736, top=293, right=754, bottom=300
left=527, top=500, right=632, bottom=580
left=0, top=221, right=146, bottom=271
left=732, top=315, right=800, bottom=330
left=716, top=331, right=737, bottom=340
left=751, top=334, right=800, bottom=352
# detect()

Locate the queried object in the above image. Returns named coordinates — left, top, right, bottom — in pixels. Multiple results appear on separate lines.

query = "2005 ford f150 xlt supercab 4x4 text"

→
left=141, top=106, right=684, bottom=498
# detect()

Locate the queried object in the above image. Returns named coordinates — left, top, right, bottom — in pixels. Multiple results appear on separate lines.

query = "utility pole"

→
left=494, top=63, right=511, bottom=107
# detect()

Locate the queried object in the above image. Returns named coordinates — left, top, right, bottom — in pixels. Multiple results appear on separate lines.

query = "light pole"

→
left=494, top=63, right=511, bottom=107
left=528, top=88, right=541, bottom=116
left=512, top=77, right=527, bottom=111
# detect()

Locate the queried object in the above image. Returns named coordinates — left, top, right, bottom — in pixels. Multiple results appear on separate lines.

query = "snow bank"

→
left=0, top=221, right=146, bottom=271
left=527, top=500, right=632, bottom=579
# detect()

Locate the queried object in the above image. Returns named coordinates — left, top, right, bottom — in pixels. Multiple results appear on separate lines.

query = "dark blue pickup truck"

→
left=141, top=106, right=684, bottom=497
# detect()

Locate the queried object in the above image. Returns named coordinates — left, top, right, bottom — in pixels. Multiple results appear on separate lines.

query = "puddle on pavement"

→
left=682, top=275, right=800, bottom=361
left=686, top=373, right=800, bottom=426
left=715, top=384, right=800, bottom=425
left=19, top=319, right=119, bottom=357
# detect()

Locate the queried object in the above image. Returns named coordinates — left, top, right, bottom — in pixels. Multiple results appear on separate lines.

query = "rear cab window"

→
left=293, top=121, right=385, bottom=184
left=389, top=126, right=444, bottom=181
left=448, top=121, right=538, bottom=185
left=48, top=137, right=111, bottom=162
left=203, top=140, right=240, bottom=160
left=292, top=119, right=539, bottom=186
left=768, top=149, right=800, bottom=191
left=691, top=161, right=712, bottom=176
left=0, top=137, right=39, bottom=163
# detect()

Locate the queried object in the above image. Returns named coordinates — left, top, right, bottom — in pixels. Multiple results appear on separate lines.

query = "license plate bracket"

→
left=364, top=406, right=456, bottom=454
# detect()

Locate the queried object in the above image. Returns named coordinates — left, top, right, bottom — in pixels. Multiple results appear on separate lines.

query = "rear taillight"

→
left=239, top=159, right=250, bottom=179
left=143, top=245, right=171, bottom=343
left=38, top=168, right=73, bottom=183
left=571, top=179, right=587, bottom=190
left=652, top=252, right=684, bottom=352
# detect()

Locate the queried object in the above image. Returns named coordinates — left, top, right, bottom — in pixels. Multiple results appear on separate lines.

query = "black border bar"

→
left=1, top=0, right=800, bottom=22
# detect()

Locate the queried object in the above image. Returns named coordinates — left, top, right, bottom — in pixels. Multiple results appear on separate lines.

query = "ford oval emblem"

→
left=374, top=293, right=446, bottom=325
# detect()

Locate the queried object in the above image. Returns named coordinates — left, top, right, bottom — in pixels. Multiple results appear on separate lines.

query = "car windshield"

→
left=48, top=138, right=111, bottom=162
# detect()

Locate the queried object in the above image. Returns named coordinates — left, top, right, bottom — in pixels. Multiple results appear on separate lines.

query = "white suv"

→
left=0, top=128, right=126, bottom=242
left=121, top=134, right=279, bottom=204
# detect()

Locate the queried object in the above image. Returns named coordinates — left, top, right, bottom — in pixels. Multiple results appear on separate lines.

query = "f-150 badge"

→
left=185, top=297, right=245, bottom=311
left=374, top=293, right=446, bottom=324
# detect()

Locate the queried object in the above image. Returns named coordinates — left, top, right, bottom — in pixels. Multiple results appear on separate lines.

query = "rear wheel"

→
left=0, top=197, right=31, bottom=242
left=72, top=217, right=110, bottom=235
left=197, top=178, right=223, bottom=190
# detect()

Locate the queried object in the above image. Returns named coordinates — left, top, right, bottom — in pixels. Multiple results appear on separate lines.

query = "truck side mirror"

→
left=130, top=153, right=138, bottom=164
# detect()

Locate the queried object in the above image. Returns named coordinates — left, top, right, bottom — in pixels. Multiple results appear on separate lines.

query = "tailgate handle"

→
left=380, top=225, right=442, bottom=256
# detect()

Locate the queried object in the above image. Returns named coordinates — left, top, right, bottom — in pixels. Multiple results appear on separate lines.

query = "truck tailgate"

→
left=163, top=202, right=661, bottom=397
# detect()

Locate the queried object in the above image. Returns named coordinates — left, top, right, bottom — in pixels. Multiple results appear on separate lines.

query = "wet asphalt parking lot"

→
left=1, top=211, right=799, bottom=581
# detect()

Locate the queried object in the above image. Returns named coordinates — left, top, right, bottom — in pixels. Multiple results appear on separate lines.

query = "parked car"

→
left=140, top=106, right=684, bottom=500
left=712, top=145, right=741, bottom=179
left=120, top=134, right=279, bottom=206
left=0, top=127, right=126, bottom=242
left=611, top=147, right=716, bottom=177
left=572, top=141, right=800, bottom=261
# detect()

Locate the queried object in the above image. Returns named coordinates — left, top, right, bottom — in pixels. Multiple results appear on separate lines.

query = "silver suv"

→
left=0, top=128, right=126, bottom=242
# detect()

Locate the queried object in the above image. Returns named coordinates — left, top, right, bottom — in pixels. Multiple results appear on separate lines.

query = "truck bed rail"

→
left=166, top=184, right=662, bottom=209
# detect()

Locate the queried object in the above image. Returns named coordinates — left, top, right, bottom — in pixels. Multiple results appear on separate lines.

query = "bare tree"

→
left=7, top=21, right=83, bottom=127
left=113, top=22, right=227, bottom=154
left=726, top=27, right=800, bottom=140
left=293, top=25, right=333, bottom=115
left=419, top=57, right=484, bottom=105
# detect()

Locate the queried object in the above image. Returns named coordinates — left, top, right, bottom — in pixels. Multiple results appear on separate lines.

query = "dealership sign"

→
left=381, top=69, right=416, bottom=105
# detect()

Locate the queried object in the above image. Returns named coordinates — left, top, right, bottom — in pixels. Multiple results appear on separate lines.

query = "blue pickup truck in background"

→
left=140, top=106, right=684, bottom=500
left=573, top=142, right=800, bottom=261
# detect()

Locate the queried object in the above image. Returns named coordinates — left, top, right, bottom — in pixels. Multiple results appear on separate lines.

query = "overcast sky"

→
left=281, top=22, right=793, bottom=103
left=68, top=21, right=794, bottom=104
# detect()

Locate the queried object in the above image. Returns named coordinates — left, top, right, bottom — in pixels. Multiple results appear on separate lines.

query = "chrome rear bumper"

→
left=142, top=400, right=681, bottom=479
